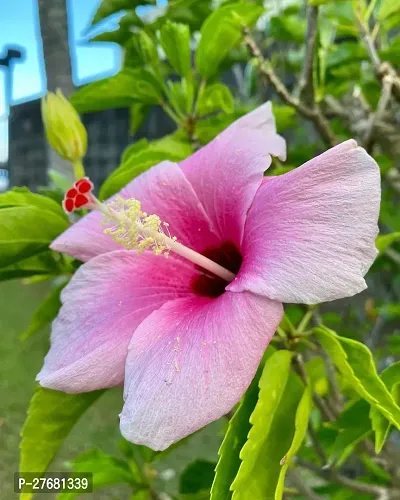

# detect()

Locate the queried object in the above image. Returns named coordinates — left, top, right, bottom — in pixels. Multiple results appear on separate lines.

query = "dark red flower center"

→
left=191, top=241, right=242, bottom=298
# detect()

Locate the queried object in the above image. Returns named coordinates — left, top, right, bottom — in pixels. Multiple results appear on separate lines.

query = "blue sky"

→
left=0, top=0, right=164, bottom=162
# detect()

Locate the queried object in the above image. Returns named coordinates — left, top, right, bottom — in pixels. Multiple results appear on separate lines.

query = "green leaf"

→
left=89, top=11, right=144, bottom=45
left=327, top=399, right=372, bottom=465
left=159, top=21, right=191, bottom=76
left=243, top=61, right=257, bottom=98
left=99, top=132, right=193, bottom=199
left=165, top=80, right=193, bottom=117
left=20, top=388, right=105, bottom=499
left=125, top=67, right=164, bottom=104
left=162, top=0, right=213, bottom=32
left=58, top=448, right=137, bottom=500
left=196, top=109, right=246, bottom=145
left=272, top=104, right=296, bottom=132
left=180, top=492, right=212, bottom=500
left=328, top=63, right=362, bottom=84
left=376, top=232, right=400, bottom=254
left=381, top=10, right=400, bottom=30
left=123, top=35, right=145, bottom=68
left=71, top=69, right=163, bottom=114
left=380, top=186, right=400, bottom=232
left=360, top=453, right=392, bottom=483
left=90, top=27, right=131, bottom=45
left=378, top=0, right=400, bottom=21
left=20, top=281, right=67, bottom=340
left=182, top=76, right=195, bottom=114
left=0, top=206, right=69, bottom=268
left=119, top=435, right=193, bottom=467
left=327, top=43, right=368, bottom=69
left=91, top=0, right=155, bottom=26
left=196, top=2, right=263, bottom=79
left=231, top=350, right=303, bottom=500
left=319, top=15, right=336, bottom=50
left=100, top=151, right=167, bottom=200
left=121, top=138, right=149, bottom=163
left=315, top=483, right=372, bottom=500
left=0, top=188, right=66, bottom=219
left=197, top=83, right=234, bottom=116
left=131, top=491, right=154, bottom=500
left=275, top=386, right=312, bottom=500
left=136, top=444, right=159, bottom=463
left=0, top=251, right=62, bottom=282
left=129, top=102, right=150, bottom=135
left=309, top=0, right=348, bottom=5
left=37, top=188, right=65, bottom=207
left=360, top=78, right=381, bottom=108
left=132, top=30, right=160, bottom=69
left=370, top=362, right=400, bottom=452
left=305, top=357, right=329, bottom=396
left=210, top=346, right=276, bottom=500
left=331, top=63, right=360, bottom=81
left=373, top=153, right=394, bottom=175
left=180, top=460, right=216, bottom=495
left=380, top=34, right=400, bottom=64
left=218, top=45, right=249, bottom=73
left=269, top=15, right=306, bottom=44
left=70, top=71, right=138, bottom=113
left=314, top=326, right=400, bottom=430
left=284, top=305, right=304, bottom=327
left=389, top=335, right=400, bottom=354
left=324, top=1, right=358, bottom=36
left=119, top=10, right=145, bottom=30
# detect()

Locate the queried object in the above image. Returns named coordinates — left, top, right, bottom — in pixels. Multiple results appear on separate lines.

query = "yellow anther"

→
left=101, top=196, right=175, bottom=256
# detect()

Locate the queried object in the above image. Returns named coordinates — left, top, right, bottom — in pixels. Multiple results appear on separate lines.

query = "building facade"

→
left=8, top=100, right=175, bottom=191
left=9, top=100, right=48, bottom=190
left=0, top=161, right=8, bottom=192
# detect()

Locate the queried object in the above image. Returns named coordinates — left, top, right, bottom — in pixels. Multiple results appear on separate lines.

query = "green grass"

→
left=0, top=280, right=222, bottom=499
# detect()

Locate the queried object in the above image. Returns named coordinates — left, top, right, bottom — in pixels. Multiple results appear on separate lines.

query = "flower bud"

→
left=41, top=89, right=87, bottom=163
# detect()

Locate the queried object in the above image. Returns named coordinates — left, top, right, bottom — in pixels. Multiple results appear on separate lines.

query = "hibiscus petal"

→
left=51, top=209, right=120, bottom=262
left=229, top=102, right=286, bottom=161
left=180, top=102, right=286, bottom=248
left=37, top=250, right=198, bottom=392
left=51, top=161, right=220, bottom=262
left=120, top=291, right=283, bottom=450
left=229, top=140, right=380, bottom=303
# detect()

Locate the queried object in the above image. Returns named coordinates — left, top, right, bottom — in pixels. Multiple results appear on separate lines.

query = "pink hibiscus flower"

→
left=37, top=103, right=380, bottom=450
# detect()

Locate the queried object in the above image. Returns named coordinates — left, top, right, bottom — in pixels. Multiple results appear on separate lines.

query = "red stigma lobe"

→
left=66, top=188, right=77, bottom=198
left=75, top=178, right=93, bottom=194
left=63, top=198, right=74, bottom=213
left=63, top=177, right=94, bottom=213
left=75, top=193, right=89, bottom=208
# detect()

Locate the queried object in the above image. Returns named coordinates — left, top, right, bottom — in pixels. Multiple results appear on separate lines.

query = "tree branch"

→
left=325, top=94, right=398, bottom=137
left=243, top=29, right=337, bottom=147
left=307, top=423, right=328, bottom=465
left=354, top=3, right=400, bottom=104
left=293, top=353, right=337, bottom=421
left=321, top=350, right=343, bottom=412
left=296, top=458, right=400, bottom=499
left=286, top=468, right=324, bottom=500
left=297, top=6, right=318, bottom=105
left=364, top=74, right=393, bottom=152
